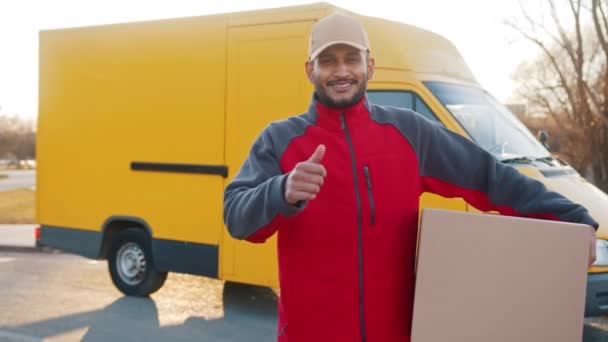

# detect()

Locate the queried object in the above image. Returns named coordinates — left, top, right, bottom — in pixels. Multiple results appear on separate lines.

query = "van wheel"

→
left=107, top=228, right=167, bottom=296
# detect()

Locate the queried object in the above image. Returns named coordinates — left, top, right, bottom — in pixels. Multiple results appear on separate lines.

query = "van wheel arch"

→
left=99, top=216, right=153, bottom=259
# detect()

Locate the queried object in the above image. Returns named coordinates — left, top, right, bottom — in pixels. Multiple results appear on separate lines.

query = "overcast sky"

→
left=0, top=0, right=543, bottom=118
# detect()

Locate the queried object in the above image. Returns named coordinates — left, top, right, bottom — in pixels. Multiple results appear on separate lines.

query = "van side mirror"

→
left=538, top=130, right=550, bottom=151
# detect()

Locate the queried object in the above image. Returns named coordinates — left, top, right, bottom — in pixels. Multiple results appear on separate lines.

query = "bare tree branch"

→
left=539, top=95, right=570, bottom=131
left=549, top=0, right=579, bottom=68
left=585, top=36, right=602, bottom=80
left=592, top=0, right=608, bottom=58
left=584, top=77, right=604, bottom=115
left=548, top=85, right=574, bottom=120
left=592, top=0, right=608, bottom=118
left=505, top=19, right=581, bottom=121
left=518, top=0, right=539, bottom=33
left=599, top=0, right=608, bottom=38
left=571, top=0, right=584, bottom=69
left=551, top=0, right=603, bottom=127
left=508, top=0, right=608, bottom=187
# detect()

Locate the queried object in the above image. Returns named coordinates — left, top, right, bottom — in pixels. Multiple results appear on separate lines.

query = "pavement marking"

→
left=0, top=330, right=42, bottom=342
left=0, top=257, right=16, bottom=263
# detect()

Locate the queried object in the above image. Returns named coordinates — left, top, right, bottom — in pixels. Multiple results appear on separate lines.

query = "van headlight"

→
left=593, top=240, right=608, bottom=267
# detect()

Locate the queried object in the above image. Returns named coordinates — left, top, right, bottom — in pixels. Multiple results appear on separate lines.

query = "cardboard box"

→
left=412, top=209, right=590, bottom=342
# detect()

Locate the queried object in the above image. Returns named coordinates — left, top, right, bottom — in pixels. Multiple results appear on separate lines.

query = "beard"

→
left=314, top=78, right=368, bottom=109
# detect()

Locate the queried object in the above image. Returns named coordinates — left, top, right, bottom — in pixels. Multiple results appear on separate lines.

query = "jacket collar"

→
left=307, top=93, right=372, bottom=131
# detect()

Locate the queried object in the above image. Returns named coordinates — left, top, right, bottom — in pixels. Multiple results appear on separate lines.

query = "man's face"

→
left=305, top=44, right=375, bottom=109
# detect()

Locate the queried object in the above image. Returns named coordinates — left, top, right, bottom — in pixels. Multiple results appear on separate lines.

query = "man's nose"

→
left=333, top=61, right=350, bottom=76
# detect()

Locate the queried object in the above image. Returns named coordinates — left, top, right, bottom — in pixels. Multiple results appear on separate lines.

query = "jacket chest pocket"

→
left=361, top=154, right=420, bottom=230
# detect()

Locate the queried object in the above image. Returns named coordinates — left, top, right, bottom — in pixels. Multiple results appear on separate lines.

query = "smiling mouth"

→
left=328, top=80, right=356, bottom=92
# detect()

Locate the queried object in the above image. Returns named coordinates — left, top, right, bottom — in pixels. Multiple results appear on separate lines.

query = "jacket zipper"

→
left=340, top=113, right=367, bottom=342
left=363, top=165, right=375, bottom=227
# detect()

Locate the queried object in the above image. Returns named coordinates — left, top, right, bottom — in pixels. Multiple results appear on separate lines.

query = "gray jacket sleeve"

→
left=414, top=115, right=600, bottom=230
left=223, top=127, right=303, bottom=241
left=371, top=105, right=599, bottom=230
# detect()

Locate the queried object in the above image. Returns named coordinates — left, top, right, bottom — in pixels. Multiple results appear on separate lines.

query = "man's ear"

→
left=305, top=60, right=315, bottom=83
left=367, top=56, right=376, bottom=80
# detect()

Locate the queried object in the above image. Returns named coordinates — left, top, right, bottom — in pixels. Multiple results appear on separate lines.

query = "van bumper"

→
left=586, top=272, right=608, bottom=317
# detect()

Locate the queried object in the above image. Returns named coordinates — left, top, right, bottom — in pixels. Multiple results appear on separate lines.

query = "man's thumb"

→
left=308, top=144, right=326, bottom=163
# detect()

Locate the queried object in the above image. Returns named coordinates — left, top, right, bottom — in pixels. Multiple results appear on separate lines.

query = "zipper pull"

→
left=340, top=112, right=346, bottom=129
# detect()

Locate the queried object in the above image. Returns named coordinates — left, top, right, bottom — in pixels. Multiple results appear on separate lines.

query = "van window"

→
left=424, top=81, right=550, bottom=160
left=415, top=97, right=436, bottom=122
left=367, top=91, right=441, bottom=124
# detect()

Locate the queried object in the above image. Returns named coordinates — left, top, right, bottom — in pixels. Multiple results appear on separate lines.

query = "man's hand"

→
left=589, top=226, right=597, bottom=269
left=285, top=144, right=327, bottom=205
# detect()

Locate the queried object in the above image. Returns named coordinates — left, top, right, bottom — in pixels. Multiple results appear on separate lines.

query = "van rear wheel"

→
left=107, top=228, right=167, bottom=296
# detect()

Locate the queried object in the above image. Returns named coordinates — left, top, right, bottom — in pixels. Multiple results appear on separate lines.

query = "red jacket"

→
left=224, top=95, right=597, bottom=342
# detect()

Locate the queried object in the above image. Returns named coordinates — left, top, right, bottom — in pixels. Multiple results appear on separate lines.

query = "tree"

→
left=0, top=114, right=36, bottom=164
left=506, top=0, right=608, bottom=190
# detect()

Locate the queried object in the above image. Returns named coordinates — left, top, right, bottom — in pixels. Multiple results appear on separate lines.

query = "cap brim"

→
left=309, top=40, right=368, bottom=61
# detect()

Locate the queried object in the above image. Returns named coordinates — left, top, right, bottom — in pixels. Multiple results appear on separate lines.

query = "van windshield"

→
left=424, top=81, right=551, bottom=160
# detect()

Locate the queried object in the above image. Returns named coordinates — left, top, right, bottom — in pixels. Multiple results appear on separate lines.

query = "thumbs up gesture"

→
left=285, top=145, right=327, bottom=205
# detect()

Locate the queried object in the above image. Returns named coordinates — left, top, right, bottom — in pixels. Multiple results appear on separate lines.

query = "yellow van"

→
left=37, top=3, right=608, bottom=316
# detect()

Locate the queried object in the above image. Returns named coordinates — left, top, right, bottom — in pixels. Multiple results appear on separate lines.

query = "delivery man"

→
left=223, top=13, right=598, bottom=342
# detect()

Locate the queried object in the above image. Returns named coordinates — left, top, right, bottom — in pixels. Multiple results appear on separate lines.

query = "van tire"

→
left=107, top=228, right=167, bottom=296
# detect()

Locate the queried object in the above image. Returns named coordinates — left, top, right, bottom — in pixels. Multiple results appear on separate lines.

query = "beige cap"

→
left=308, top=14, right=370, bottom=61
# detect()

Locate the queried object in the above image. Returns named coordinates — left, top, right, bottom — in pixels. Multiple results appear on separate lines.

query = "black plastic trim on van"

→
left=131, top=162, right=228, bottom=178
left=39, top=225, right=102, bottom=259
left=38, top=224, right=219, bottom=278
